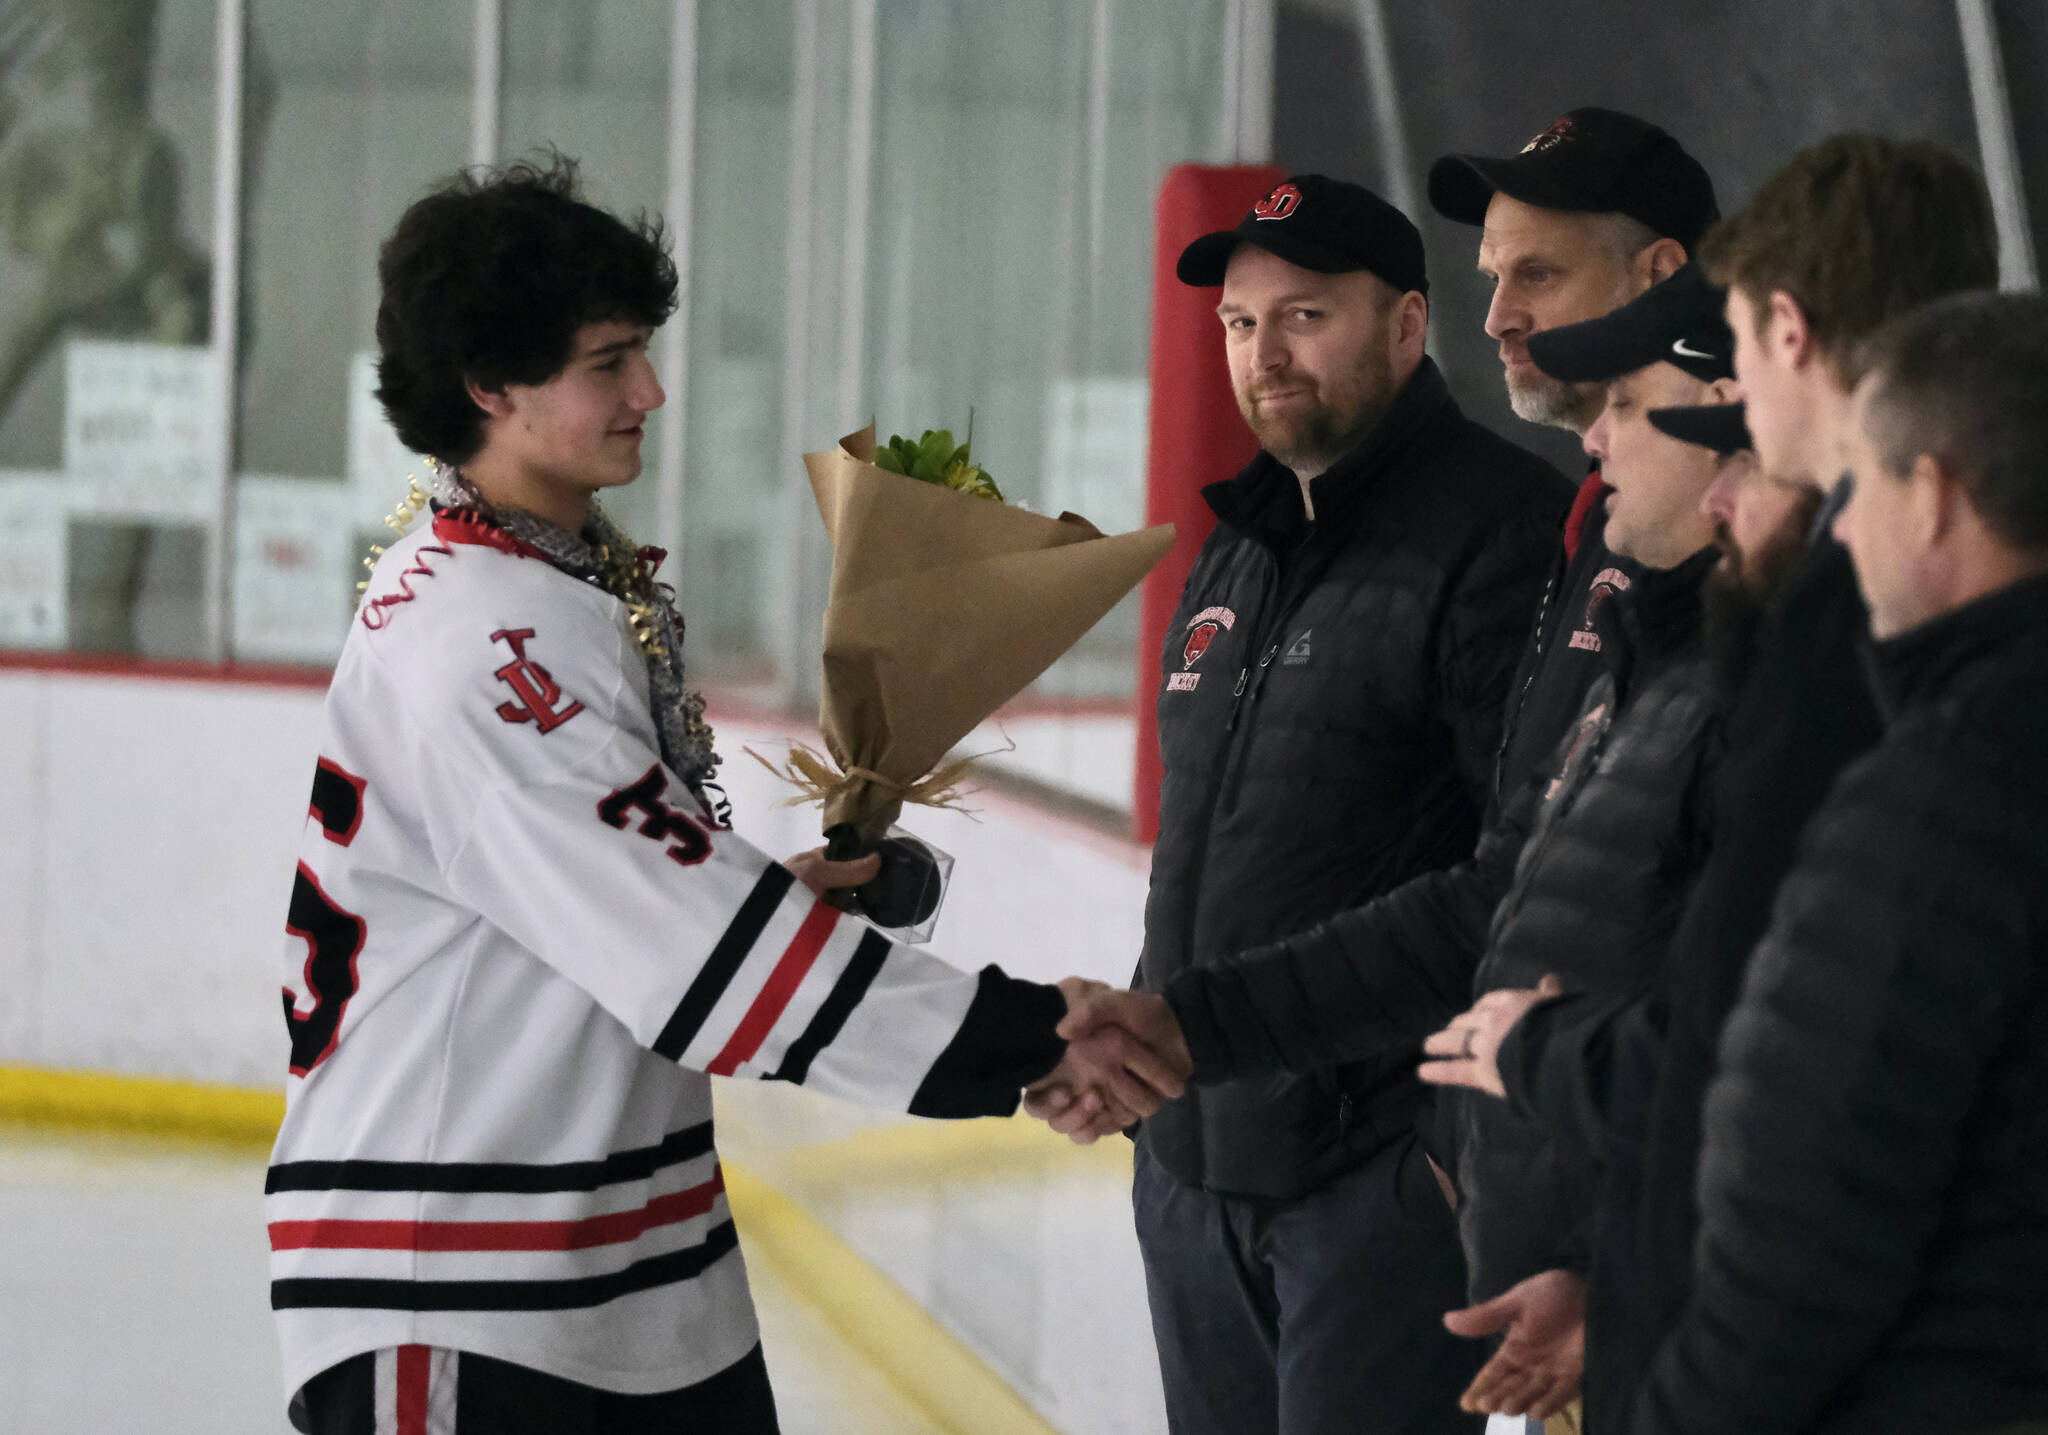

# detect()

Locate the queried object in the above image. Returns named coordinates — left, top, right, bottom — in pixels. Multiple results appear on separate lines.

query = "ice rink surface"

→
left=0, top=1125, right=975, bottom=1434
left=0, top=706, right=1525, bottom=1434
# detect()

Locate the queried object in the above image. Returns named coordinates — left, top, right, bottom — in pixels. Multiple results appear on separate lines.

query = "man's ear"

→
left=465, top=378, right=514, bottom=422
left=1913, top=451, right=1968, bottom=548
left=1705, top=376, right=1741, bottom=406
left=1396, top=290, right=1429, bottom=357
left=1767, top=290, right=1816, bottom=371
left=1640, top=237, right=1687, bottom=286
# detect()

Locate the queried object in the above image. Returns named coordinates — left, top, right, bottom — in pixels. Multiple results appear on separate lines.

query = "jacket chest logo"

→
left=491, top=627, right=586, bottom=733
left=1170, top=605, right=1237, bottom=692
left=1569, top=567, right=1632, bottom=653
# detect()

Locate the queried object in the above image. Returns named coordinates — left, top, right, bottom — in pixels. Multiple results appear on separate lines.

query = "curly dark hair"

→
left=374, top=154, right=678, bottom=464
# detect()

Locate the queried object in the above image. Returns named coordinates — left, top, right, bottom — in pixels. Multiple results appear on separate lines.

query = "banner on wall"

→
left=233, top=476, right=354, bottom=665
left=0, top=474, right=70, bottom=648
left=63, top=341, right=224, bottom=519
left=348, top=351, right=431, bottom=530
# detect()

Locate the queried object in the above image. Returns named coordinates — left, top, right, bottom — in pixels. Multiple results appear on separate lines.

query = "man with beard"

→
left=1633, top=288, right=2048, bottom=1435
left=1413, top=136, right=1999, bottom=1435
left=1073, top=174, right=1571, bottom=1435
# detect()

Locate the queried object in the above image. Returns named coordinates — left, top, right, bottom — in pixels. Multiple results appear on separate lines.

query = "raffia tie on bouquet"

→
left=746, top=742, right=983, bottom=822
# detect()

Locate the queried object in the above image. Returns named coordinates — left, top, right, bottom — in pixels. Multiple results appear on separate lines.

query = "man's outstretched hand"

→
left=1443, top=1267, right=1585, bottom=1419
left=1023, top=979, right=1193, bottom=1144
left=1418, top=974, right=1562, bottom=1098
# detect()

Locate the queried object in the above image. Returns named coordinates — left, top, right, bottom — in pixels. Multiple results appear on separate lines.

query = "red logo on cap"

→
left=1253, top=184, right=1301, bottom=221
left=1521, top=116, right=1574, bottom=155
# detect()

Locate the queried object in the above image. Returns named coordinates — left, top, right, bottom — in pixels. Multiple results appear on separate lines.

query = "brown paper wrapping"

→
left=795, top=424, right=1174, bottom=838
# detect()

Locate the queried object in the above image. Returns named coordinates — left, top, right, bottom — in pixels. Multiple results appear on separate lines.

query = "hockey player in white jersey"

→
left=269, top=157, right=1183, bottom=1434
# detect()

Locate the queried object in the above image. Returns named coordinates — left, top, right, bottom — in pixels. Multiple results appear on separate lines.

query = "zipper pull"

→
left=1260, top=644, right=1279, bottom=668
left=1233, top=669, right=1249, bottom=695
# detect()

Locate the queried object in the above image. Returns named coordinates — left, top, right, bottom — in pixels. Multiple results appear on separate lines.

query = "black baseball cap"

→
left=1428, top=108, right=1718, bottom=252
left=1527, top=263, right=1734, bottom=384
left=1177, top=174, right=1428, bottom=295
left=1649, top=401, right=1752, bottom=454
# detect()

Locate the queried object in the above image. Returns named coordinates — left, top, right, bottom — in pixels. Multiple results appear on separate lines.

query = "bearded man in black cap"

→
left=1031, top=174, right=1569, bottom=1435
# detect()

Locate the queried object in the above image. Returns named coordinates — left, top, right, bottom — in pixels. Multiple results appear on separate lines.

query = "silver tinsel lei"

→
left=439, top=470, right=723, bottom=804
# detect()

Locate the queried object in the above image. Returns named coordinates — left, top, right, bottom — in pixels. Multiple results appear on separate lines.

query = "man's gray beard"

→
left=1507, top=370, right=1605, bottom=432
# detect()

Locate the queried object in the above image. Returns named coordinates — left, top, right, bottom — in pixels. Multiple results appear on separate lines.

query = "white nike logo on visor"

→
left=1671, top=338, right=1716, bottom=361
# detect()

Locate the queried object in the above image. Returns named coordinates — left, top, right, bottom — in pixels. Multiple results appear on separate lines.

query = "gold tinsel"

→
left=355, top=473, right=433, bottom=607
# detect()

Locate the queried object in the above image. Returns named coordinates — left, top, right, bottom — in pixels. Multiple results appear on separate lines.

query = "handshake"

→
left=786, top=848, right=1194, bottom=1142
left=1023, top=979, right=1196, bottom=1144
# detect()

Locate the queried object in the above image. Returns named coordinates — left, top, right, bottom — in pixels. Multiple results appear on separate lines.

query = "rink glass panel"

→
left=0, top=0, right=219, bottom=658
left=0, top=0, right=1228, bottom=817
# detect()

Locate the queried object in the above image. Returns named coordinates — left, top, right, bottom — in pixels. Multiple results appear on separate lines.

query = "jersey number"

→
left=283, top=758, right=368, bottom=1076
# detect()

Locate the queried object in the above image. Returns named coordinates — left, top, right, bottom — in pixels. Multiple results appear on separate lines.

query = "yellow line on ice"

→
left=0, top=1065, right=1076, bottom=1435
left=723, top=1164, right=1063, bottom=1435
left=0, top=1064, right=285, bottom=1145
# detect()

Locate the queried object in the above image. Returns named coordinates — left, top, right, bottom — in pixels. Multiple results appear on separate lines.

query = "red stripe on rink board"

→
left=396, top=1344, right=428, bottom=1435
left=267, top=1168, right=726, bottom=1253
left=707, top=898, right=840, bottom=1076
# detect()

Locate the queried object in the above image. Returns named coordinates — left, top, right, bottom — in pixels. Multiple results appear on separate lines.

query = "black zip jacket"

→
left=1634, top=573, right=2048, bottom=1435
left=1161, top=473, right=1633, bottom=1105
left=1456, top=546, right=1721, bottom=1303
left=1493, top=532, right=1882, bottom=1432
left=1137, top=358, right=1571, bottom=1198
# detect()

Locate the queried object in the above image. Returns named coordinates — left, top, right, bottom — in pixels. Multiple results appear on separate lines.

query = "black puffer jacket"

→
left=1138, top=358, right=1571, bottom=1198
left=1489, top=530, right=1883, bottom=1434
left=1634, top=574, right=2048, bottom=1435
left=1162, top=472, right=1634, bottom=1102
left=1457, top=546, right=1721, bottom=1302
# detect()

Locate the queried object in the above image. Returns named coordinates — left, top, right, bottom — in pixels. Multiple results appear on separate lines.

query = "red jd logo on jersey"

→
left=491, top=628, right=585, bottom=733
left=1253, top=183, right=1301, bottom=221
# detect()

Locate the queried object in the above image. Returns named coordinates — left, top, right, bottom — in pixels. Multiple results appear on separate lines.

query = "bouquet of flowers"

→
left=759, top=423, right=1172, bottom=934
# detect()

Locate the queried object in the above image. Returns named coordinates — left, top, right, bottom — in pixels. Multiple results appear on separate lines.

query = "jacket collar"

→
left=1867, top=571, right=2048, bottom=721
left=1624, top=545, right=1718, bottom=665
left=1203, top=357, right=1456, bottom=549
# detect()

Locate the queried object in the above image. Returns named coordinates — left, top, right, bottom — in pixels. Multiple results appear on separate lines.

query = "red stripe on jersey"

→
left=396, top=1344, right=429, bottom=1435
left=707, top=899, right=840, bottom=1076
left=268, top=1168, right=726, bottom=1253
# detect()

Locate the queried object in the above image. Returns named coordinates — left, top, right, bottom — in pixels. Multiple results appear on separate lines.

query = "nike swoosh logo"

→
left=1672, top=337, right=1716, bottom=361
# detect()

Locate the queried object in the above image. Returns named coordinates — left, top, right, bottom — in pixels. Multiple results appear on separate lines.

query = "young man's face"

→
left=1725, top=286, right=1839, bottom=492
left=1218, top=244, right=1417, bottom=478
left=1478, top=193, right=1651, bottom=431
left=1834, top=380, right=1929, bottom=639
left=1581, top=363, right=1721, bottom=568
left=488, top=320, right=664, bottom=514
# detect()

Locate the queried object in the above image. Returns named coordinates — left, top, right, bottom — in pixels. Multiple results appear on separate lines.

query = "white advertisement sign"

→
left=348, top=350, right=432, bottom=530
left=0, top=474, right=70, bottom=648
left=63, top=341, right=224, bottom=519
left=233, top=476, right=354, bottom=665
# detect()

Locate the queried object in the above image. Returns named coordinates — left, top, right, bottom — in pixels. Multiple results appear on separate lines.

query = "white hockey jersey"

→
left=267, top=511, right=1063, bottom=1404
